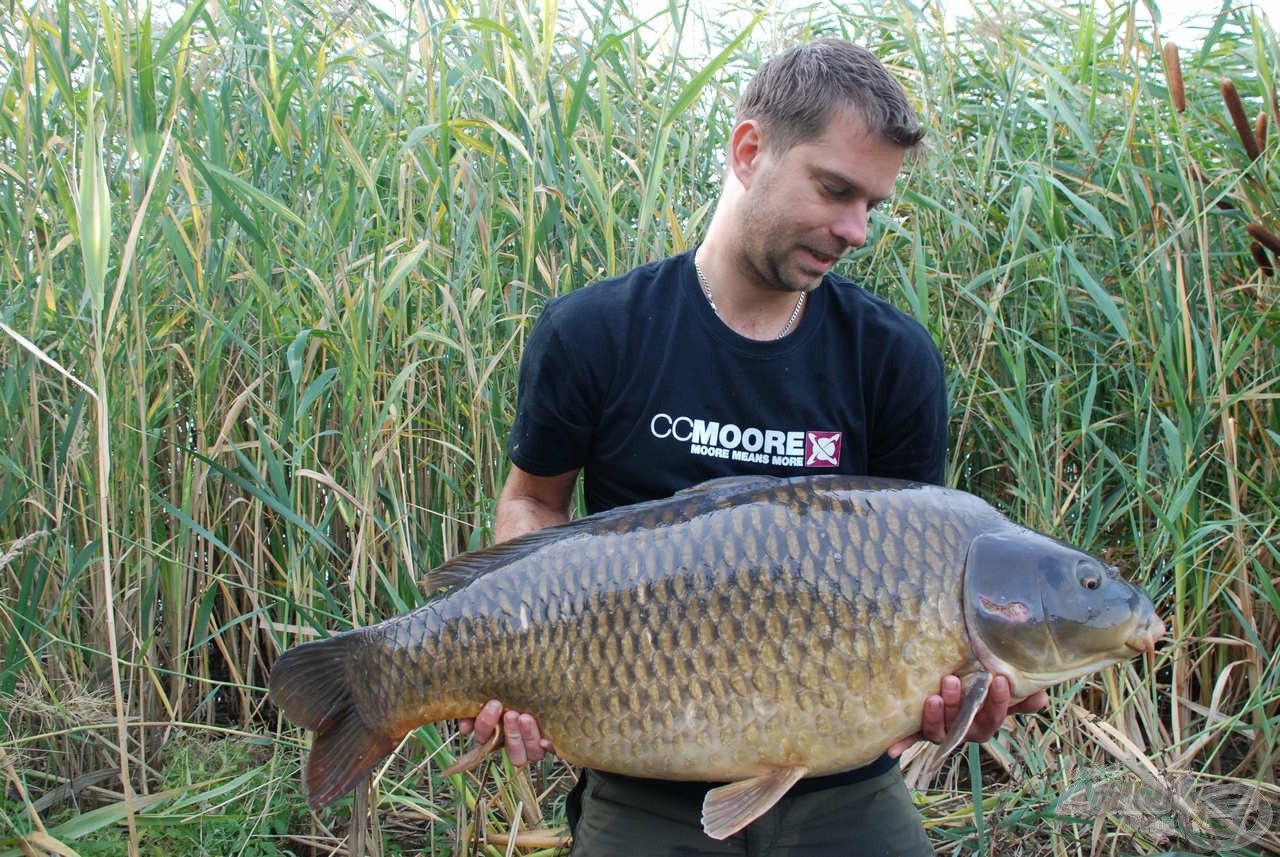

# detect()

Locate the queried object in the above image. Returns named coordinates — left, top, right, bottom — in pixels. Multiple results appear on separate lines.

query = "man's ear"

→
left=729, top=119, right=767, bottom=188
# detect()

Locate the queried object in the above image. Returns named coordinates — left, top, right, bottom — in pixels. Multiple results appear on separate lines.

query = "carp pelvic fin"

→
left=935, top=670, right=994, bottom=760
left=701, top=766, right=807, bottom=840
left=440, top=722, right=505, bottom=776
left=268, top=633, right=401, bottom=809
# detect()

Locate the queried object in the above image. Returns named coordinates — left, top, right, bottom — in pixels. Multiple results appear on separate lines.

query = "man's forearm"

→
left=494, top=497, right=569, bottom=543
left=494, top=465, right=578, bottom=543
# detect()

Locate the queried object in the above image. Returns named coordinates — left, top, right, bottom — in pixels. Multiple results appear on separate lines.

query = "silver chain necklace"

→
left=694, top=258, right=807, bottom=339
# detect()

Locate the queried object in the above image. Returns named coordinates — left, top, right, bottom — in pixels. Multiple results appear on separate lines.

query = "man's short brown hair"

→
left=735, top=39, right=925, bottom=152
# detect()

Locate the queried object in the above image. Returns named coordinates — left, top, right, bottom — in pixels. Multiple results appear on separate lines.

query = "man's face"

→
left=733, top=109, right=907, bottom=293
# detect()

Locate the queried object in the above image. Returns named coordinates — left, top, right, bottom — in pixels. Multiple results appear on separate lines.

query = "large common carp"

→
left=269, top=475, right=1163, bottom=839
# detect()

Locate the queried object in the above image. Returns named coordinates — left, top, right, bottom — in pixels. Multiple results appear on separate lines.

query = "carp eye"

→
left=1076, top=563, right=1102, bottom=590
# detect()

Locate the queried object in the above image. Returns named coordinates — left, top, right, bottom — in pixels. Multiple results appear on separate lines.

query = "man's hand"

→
left=887, top=674, right=1049, bottom=758
left=458, top=699, right=556, bottom=767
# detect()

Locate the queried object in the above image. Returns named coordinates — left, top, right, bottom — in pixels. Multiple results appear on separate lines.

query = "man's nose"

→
left=832, top=203, right=870, bottom=248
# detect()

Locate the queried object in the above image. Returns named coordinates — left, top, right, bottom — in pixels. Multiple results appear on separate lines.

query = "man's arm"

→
left=458, top=464, right=579, bottom=766
left=494, top=464, right=578, bottom=543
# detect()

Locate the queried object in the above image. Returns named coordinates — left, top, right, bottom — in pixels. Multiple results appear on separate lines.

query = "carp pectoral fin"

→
left=935, top=670, right=994, bottom=760
left=440, top=723, right=504, bottom=776
left=701, top=766, right=807, bottom=840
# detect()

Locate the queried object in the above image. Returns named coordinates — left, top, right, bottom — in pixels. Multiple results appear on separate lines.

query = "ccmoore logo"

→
left=649, top=413, right=842, bottom=468
left=805, top=431, right=842, bottom=467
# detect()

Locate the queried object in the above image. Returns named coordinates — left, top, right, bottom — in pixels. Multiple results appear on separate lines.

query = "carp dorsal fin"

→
left=701, top=766, right=807, bottom=840
left=426, top=525, right=587, bottom=592
left=675, top=475, right=779, bottom=496
left=425, top=497, right=667, bottom=592
left=934, top=670, right=994, bottom=760
left=429, top=477, right=781, bottom=592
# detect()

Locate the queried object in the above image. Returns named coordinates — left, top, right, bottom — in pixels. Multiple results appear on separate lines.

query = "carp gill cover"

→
left=269, top=475, right=1163, bottom=838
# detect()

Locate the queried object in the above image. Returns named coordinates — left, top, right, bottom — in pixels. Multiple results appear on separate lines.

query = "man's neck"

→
left=693, top=239, right=808, bottom=341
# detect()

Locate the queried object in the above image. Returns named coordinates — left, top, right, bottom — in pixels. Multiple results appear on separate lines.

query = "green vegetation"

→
left=1, top=0, right=1276, bottom=854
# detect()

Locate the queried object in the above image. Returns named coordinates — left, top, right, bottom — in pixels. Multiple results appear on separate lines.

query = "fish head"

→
left=962, top=528, right=1164, bottom=698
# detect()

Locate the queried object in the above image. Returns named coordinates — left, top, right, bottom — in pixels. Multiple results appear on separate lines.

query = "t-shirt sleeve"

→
left=867, top=337, right=948, bottom=485
left=506, top=299, right=602, bottom=476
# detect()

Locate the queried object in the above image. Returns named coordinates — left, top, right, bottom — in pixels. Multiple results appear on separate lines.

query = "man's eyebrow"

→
left=813, top=168, right=891, bottom=204
left=813, top=167, right=853, bottom=185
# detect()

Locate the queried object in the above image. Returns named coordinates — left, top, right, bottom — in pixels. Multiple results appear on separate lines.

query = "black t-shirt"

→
left=508, top=249, right=948, bottom=514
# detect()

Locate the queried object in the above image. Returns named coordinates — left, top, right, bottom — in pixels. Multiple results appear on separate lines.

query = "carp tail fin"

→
left=305, top=701, right=401, bottom=809
left=269, top=633, right=402, bottom=809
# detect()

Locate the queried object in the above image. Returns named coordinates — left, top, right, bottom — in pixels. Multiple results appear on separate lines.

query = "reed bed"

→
left=0, top=0, right=1276, bottom=854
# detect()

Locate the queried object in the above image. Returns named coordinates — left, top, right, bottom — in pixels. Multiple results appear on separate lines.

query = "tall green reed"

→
left=0, top=0, right=1276, bottom=853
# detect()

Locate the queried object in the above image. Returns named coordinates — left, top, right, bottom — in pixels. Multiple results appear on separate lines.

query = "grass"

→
left=1, top=0, right=1277, bottom=854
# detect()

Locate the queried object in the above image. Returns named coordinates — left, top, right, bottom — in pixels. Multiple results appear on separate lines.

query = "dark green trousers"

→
left=567, top=762, right=934, bottom=857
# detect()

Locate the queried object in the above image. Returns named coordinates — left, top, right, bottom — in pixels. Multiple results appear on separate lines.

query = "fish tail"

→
left=269, top=632, right=401, bottom=809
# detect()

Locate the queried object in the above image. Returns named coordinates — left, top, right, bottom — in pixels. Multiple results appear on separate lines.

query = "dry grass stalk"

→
left=1222, top=79, right=1263, bottom=160
left=7, top=674, right=117, bottom=729
left=485, top=828, right=570, bottom=850
left=0, top=530, right=51, bottom=574
left=1164, top=42, right=1186, bottom=113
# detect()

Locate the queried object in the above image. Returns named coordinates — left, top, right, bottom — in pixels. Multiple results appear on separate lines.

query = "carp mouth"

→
left=1020, top=608, right=1166, bottom=687
left=1123, top=612, right=1166, bottom=657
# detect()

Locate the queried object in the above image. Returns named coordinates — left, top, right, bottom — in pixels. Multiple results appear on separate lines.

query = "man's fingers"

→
left=468, top=700, right=504, bottom=743
left=461, top=701, right=556, bottom=769
left=502, top=710, right=552, bottom=767
left=888, top=732, right=923, bottom=759
left=939, top=674, right=963, bottom=726
left=963, top=675, right=1012, bottom=742
left=918, top=693, right=946, bottom=743
left=519, top=713, right=545, bottom=763
left=503, top=710, right=528, bottom=767
left=913, top=674, right=1046, bottom=751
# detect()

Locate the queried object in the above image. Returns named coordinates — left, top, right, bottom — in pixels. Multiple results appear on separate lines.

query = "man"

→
left=463, top=39, right=1047, bottom=855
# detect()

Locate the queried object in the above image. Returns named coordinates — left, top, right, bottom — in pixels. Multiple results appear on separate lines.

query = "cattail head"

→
left=1164, top=42, right=1186, bottom=113
left=1222, top=79, right=1263, bottom=161
left=1247, top=222, right=1280, bottom=257
left=1250, top=243, right=1274, bottom=278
